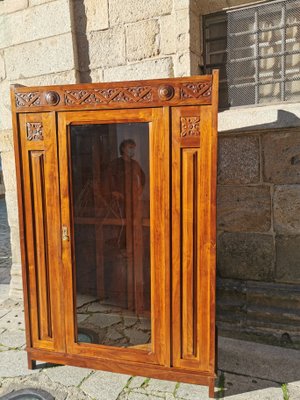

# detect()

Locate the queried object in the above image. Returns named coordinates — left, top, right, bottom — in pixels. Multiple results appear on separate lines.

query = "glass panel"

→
left=70, top=123, right=151, bottom=349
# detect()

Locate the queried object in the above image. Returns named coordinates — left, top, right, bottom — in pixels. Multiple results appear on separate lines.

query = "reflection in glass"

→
left=70, top=123, right=151, bottom=349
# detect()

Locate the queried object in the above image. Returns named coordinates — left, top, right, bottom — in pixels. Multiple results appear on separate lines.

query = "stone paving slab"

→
left=176, top=382, right=209, bottom=399
left=221, top=371, right=282, bottom=398
left=0, top=308, right=25, bottom=330
left=43, top=365, right=94, bottom=388
left=0, top=328, right=26, bottom=349
left=0, top=350, right=39, bottom=378
left=287, top=381, right=300, bottom=400
left=80, top=370, right=131, bottom=400
left=219, top=336, right=300, bottom=383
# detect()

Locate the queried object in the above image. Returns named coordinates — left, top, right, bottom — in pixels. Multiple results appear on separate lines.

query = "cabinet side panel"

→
left=172, top=106, right=215, bottom=372
left=18, top=113, right=64, bottom=352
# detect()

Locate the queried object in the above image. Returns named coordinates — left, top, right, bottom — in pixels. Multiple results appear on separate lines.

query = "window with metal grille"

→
left=203, top=0, right=300, bottom=108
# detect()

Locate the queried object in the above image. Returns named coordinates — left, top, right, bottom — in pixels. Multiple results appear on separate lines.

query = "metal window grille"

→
left=203, top=0, right=300, bottom=108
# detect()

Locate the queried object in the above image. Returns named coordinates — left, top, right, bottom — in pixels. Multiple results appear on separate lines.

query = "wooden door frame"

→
left=57, top=108, right=170, bottom=367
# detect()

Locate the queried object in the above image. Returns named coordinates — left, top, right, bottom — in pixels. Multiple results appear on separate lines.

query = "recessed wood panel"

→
left=181, top=148, right=200, bottom=360
left=30, top=150, right=52, bottom=341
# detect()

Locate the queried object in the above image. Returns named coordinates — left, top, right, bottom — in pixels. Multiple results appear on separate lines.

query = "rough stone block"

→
left=12, top=69, right=77, bottom=86
left=89, top=27, right=125, bottom=69
left=217, top=233, right=274, bottom=281
left=276, top=235, right=300, bottom=283
left=217, top=185, right=271, bottom=232
left=9, top=226, right=21, bottom=264
left=173, top=52, right=191, bottom=77
left=0, top=130, right=13, bottom=153
left=126, top=20, right=159, bottom=62
left=159, top=14, right=176, bottom=55
left=0, top=51, right=5, bottom=81
left=218, top=135, right=260, bottom=184
left=0, top=0, right=72, bottom=49
left=175, top=8, right=190, bottom=52
left=146, top=379, right=177, bottom=394
left=103, top=57, right=174, bottom=81
left=4, top=33, right=76, bottom=79
left=262, top=130, right=300, bottom=184
left=0, top=0, right=28, bottom=15
left=81, top=370, right=130, bottom=400
left=85, top=0, right=109, bottom=32
left=0, top=80, right=12, bottom=130
left=29, top=0, right=55, bottom=5
left=109, top=0, right=172, bottom=25
left=1, top=151, right=17, bottom=193
left=9, top=263, right=23, bottom=299
left=274, top=185, right=300, bottom=234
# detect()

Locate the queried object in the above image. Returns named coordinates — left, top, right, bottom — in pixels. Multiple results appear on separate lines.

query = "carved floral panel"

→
left=26, top=122, right=43, bottom=141
left=180, top=117, right=200, bottom=137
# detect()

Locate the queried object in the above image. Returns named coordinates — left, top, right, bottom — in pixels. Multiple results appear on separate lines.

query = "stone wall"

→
left=217, top=127, right=300, bottom=347
left=0, top=0, right=79, bottom=297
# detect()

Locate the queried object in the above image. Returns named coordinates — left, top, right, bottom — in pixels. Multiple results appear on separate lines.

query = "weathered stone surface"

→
left=217, top=185, right=271, bottom=232
left=45, top=365, right=93, bottom=387
left=146, top=379, right=177, bottom=394
left=0, top=80, right=12, bottom=130
left=87, top=313, right=122, bottom=328
left=176, top=383, right=208, bottom=399
left=218, top=336, right=300, bottom=383
left=0, top=350, right=38, bottom=377
left=0, top=129, right=13, bottom=153
left=159, top=14, right=176, bottom=55
left=0, top=329, right=25, bottom=348
left=274, top=185, right=300, bottom=234
left=8, top=263, right=23, bottom=299
left=0, top=308, right=24, bottom=330
left=288, top=381, right=300, bottom=400
left=218, top=135, right=260, bottom=184
left=103, top=57, right=174, bottom=81
left=128, top=376, right=147, bottom=388
left=263, top=130, right=300, bottom=184
left=89, top=27, right=125, bottom=69
left=0, top=0, right=28, bottom=15
left=109, top=0, right=172, bottom=25
left=14, top=69, right=78, bottom=86
left=276, top=235, right=300, bottom=283
left=126, top=20, right=159, bottom=62
left=29, top=0, right=56, bottom=5
left=85, top=0, right=109, bottom=32
left=81, top=370, right=130, bottom=400
left=222, top=372, right=282, bottom=400
left=217, top=233, right=274, bottom=281
left=1, top=152, right=17, bottom=193
left=190, top=10, right=201, bottom=55
left=0, top=0, right=72, bottom=49
left=175, top=8, right=190, bottom=52
left=173, top=51, right=191, bottom=77
left=0, top=51, right=5, bottom=81
left=4, top=33, right=76, bottom=79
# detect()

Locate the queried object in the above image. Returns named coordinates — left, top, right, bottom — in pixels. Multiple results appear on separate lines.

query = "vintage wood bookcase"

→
left=11, top=72, right=218, bottom=398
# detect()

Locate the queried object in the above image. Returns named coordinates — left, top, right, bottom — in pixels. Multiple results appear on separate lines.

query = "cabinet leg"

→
left=208, top=378, right=215, bottom=399
left=27, top=354, right=36, bottom=370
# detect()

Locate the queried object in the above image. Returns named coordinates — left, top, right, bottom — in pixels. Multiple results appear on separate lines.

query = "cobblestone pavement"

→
left=0, top=197, right=11, bottom=284
left=0, top=286, right=299, bottom=400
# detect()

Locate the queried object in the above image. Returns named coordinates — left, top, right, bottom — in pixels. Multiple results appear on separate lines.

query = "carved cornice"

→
left=14, top=79, right=212, bottom=109
left=180, top=117, right=200, bottom=137
left=180, top=82, right=211, bottom=100
left=26, top=122, right=43, bottom=141
left=64, top=86, right=153, bottom=105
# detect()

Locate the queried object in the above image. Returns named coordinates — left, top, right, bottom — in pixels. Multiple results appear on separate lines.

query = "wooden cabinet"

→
left=11, top=73, right=218, bottom=398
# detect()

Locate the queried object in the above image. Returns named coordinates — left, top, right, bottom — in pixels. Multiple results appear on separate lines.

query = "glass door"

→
left=58, top=109, right=170, bottom=366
